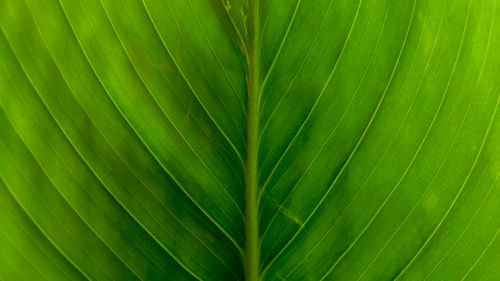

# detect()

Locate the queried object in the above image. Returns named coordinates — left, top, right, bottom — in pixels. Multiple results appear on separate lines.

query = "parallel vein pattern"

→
left=1, top=0, right=499, bottom=280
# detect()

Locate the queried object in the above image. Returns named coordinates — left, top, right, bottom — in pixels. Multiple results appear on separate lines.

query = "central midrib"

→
left=243, top=0, right=261, bottom=280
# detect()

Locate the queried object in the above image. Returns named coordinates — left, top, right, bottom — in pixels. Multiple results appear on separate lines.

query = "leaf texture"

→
left=0, top=0, right=499, bottom=280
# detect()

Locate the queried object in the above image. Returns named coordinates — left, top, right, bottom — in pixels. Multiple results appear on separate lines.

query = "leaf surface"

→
left=0, top=0, right=499, bottom=280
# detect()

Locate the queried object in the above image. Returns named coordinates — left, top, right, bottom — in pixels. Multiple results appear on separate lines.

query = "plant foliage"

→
left=1, top=0, right=499, bottom=280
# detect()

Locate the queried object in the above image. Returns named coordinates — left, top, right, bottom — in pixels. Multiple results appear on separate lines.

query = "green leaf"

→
left=1, top=0, right=499, bottom=280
